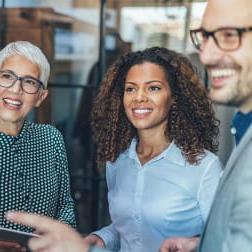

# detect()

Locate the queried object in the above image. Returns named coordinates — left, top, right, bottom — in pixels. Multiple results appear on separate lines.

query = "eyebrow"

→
left=125, top=80, right=165, bottom=85
left=2, top=69, right=39, bottom=80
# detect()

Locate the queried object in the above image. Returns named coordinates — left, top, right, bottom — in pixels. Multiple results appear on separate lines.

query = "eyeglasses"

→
left=0, top=70, right=44, bottom=94
left=190, top=27, right=252, bottom=51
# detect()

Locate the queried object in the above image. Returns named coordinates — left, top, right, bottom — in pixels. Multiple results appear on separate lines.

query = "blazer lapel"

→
left=199, top=124, right=252, bottom=248
left=217, top=124, right=252, bottom=192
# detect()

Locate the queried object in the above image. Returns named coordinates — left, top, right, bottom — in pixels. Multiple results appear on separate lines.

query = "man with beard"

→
left=159, top=0, right=252, bottom=251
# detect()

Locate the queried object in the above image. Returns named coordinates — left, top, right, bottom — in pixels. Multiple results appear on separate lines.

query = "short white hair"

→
left=0, top=41, right=50, bottom=88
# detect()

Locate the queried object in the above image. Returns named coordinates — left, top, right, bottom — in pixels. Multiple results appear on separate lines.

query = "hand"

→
left=83, top=234, right=105, bottom=247
left=159, top=237, right=199, bottom=252
left=0, top=241, right=26, bottom=252
left=6, top=212, right=90, bottom=252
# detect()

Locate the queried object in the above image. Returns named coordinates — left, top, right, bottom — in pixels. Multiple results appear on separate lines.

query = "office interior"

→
left=0, top=0, right=235, bottom=234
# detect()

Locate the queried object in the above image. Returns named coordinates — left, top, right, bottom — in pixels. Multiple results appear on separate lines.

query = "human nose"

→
left=199, top=36, right=223, bottom=66
left=134, top=88, right=148, bottom=102
left=8, top=79, right=22, bottom=94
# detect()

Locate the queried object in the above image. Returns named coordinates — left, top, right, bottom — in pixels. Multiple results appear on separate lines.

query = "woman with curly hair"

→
left=84, top=47, right=223, bottom=252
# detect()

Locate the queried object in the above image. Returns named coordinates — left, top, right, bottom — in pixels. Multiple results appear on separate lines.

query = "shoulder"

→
left=200, top=150, right=222, bottom=168
left=196, top=150, right=223, bottom=176
left=26, top=121, right=64, bottom=145
left=27, top=121, right=63, bottom=137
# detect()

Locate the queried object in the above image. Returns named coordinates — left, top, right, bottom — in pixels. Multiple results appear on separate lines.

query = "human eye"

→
left=23, top=78, right=38, bottom=86
left=218, top=29, right=239, bottom=42
left=124, top=85, right=136, bottom=93
left=0, top=72, right=14, bottom=80
left=149, top=85, right=161, bottom=92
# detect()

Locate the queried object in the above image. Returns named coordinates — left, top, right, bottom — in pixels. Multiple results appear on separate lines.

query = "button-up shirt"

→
left=231, top=111, right=252, bottom=145
left=93, top=139, right=222, bottom=252
left=0, top=121, right=76, bottom=231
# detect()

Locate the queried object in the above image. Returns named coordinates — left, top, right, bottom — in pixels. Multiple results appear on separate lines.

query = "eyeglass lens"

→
left=0, top=71, right=42, bottom=94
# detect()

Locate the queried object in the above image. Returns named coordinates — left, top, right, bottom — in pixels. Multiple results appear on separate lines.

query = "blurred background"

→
left=0, top=0, right=234, bottom=234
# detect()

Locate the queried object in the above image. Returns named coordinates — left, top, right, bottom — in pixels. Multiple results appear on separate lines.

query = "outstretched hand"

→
left=83, top=234, right=105, bottom=248
left=6, top=212, right=90, bottom=252
left=159, top=237, right=199, bottom=252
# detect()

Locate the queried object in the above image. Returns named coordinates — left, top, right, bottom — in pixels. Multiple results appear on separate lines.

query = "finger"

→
left=28, top=234, right=52, bottom=251
left=6, top=212, right=61, bottom=234
left=0, top=240, right=22, bottom=249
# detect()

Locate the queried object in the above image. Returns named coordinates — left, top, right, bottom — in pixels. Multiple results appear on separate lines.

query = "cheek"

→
left=23, top=94, right=41, bottom=107
left=123, top=95, right=130, bottom=109
left=0, top=87, right=7, bottom=96
left=159, top=95, right=172, bottom=112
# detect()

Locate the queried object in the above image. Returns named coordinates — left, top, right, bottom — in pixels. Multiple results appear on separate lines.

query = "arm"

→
left=222, top=148, right=252, bottom=252
left=54, top=130, right=76, bottom=228
left=87, top=162, right=120, bottom=251
left=198, top=157, right=223, bottom=223
left=91, top=224, right=120, bottom=251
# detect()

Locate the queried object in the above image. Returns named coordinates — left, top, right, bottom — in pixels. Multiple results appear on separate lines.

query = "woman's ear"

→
left=35, top=89, right=48, bottom=108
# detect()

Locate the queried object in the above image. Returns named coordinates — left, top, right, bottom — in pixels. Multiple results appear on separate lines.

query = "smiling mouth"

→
left=133, top=108, right=153, bottom=114
left=210, top=68, right=236, bottom=79
left=3, top=98, right=22, bottom=108
left=132, top=108, right=153, bottom=118
left=209, top=68, right=236, bottom=88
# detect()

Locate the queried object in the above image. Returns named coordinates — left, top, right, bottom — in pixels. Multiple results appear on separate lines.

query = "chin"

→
left=209, top=90, right=232, bottom=105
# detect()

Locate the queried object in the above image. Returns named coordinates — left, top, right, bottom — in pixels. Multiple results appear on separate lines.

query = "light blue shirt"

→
left=94, top=139, right=222, bottom=252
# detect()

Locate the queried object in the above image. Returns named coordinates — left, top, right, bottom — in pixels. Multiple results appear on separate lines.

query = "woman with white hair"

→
left=0, top=41, right=76, bottom=251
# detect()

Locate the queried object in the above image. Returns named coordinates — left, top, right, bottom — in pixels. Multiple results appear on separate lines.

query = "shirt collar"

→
left=231, top=111, right=252, bottom=145
left=126, top=138, right=186, bottom=166
left=0, top=120, right=31, bottom=148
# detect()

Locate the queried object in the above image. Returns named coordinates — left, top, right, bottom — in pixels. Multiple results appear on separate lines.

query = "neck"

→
left=0, top=120, right=24, bottom=136
left=137, top=128, right=170, bottom=165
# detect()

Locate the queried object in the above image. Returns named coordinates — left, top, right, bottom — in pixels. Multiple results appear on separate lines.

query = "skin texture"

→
left=0, top=55, right=48, bottom=135
left=123, top=62, right=172, bottom=132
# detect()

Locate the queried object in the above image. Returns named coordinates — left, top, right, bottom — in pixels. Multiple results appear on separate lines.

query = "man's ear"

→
left=35, top=89, right=48, bottom=108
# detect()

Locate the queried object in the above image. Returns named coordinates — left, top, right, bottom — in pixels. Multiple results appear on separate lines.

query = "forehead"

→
left=202, top=0, right=252, bottom=30
left=1, top=55, right=40, bottom=77
left=126, top=62, right=166, bottom=79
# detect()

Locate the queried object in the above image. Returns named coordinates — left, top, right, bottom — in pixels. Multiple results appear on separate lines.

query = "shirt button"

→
left=230, top=127, right=237, bottom=135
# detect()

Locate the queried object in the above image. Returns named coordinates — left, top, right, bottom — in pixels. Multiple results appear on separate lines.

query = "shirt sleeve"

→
left=54, top=129, right=76, bottom=228
left=92, top=224, right=120, bottom=251
left=91, top=162, right=120, bottom=251
left=197, top=157, right=223, bottom=223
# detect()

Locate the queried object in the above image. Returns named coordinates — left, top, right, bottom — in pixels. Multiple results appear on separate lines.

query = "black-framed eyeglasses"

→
left=0, top=70, right=45, bottom=94
left=190, top=26, right=252, bottom=51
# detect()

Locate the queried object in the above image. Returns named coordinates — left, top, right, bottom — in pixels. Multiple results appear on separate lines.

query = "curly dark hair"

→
left=91, top=47, right=219, bottom=164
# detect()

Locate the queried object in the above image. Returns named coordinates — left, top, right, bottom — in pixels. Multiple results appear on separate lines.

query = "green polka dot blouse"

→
left=0, top=121, right=76, bottom=231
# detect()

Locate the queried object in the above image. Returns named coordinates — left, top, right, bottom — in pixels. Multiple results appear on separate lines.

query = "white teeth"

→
left=211, top=69, right=236, bottom=78
left=3, top=98, right=22, bottom=106
left=133, top=109, right=152, bottom=114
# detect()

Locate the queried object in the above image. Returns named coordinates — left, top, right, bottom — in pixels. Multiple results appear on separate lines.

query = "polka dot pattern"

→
left=0, top=121, right=76, bottom=232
